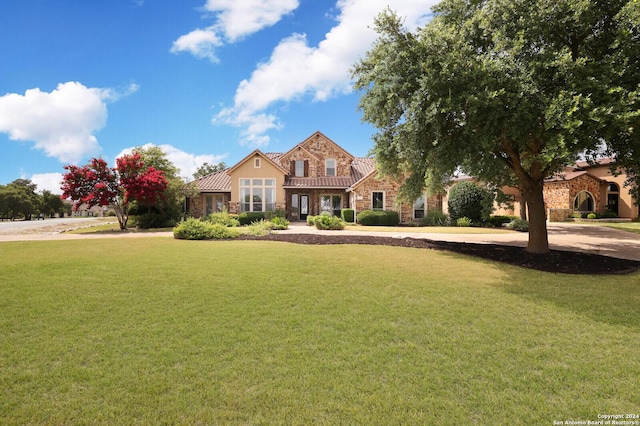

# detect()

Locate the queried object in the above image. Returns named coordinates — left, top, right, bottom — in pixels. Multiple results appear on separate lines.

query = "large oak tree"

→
left=352, top=0, right=640, bottom=254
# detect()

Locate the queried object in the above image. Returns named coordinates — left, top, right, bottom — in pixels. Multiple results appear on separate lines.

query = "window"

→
left=291, top=194, right=299, bottom=214
left=295, top=160, right=305, bottom=177
left=205, top=195, right=214, bottom=216
left=413, top=195, right=425, bottom=219
left=240, top=178, right=276, bottom=212
left=574, top=191, right=594, bottom=212
left=321, top=195, right=342, bottom=216
left=206, top=194, right=224, bottom=215
left=254, top=158, right=261, bottom=168
left=325, top=159, right=336, bottom=177
left=372, top=191, right=384, bottom=210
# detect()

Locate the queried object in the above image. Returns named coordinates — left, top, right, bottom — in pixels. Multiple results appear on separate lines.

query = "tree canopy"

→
left=352, top=0, right=640, bottom=253
left=193, top=162, right=226, bottom=180
left=61, top=154, right=168, bottom=230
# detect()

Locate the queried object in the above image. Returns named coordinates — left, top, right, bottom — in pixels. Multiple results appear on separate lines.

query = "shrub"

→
left=447, top=181, right=494, bottom=222
left=205, top=210, right=240, bottom=227
left=246, top=220, right=273, bottom=236
left=210, top=223, right=242, bottom=239
left=587, top=213, right=597, bottom=219
left=507, top=218, right=529, bottom=232
left=134, top=213, right=177, bottom=229
left=269, top=216, right=290, bottom=230
left=238, top=212, right=265, bottom=225
left=487, top=215, right=517, bottom=227
left=173, top=218, right=216, bottom=240
left=314, top=215, right=345, bottom=230
left=341, top=208, right=355, bottom=223
left=173, top=218, right=242, bottom=240
left=420, top=210, right=449, bottom=226
left=357, top=210, right=400, bottom=226
left=601, top=211, right=618, bottom=218
left=306, top=215, right=316, bottom=226
left=570, top=212, right=582, bottom=218
left=264, top=209, right=286, bottom=220
left=456, top=217, right=472, bottom=227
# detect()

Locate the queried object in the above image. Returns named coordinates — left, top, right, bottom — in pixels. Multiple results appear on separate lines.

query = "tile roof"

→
left=193, top=157, right=378, bottom=192
left=545, top=170, right=604, bottom=183
left=193, top=170, right=231, bottom=192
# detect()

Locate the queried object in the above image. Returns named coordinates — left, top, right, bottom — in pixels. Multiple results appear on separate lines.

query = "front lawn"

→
left=0, top=238, right=638, bottom=424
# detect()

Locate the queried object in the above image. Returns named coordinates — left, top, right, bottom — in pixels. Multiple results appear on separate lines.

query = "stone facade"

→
left=543, top=173, right=601, bottom=213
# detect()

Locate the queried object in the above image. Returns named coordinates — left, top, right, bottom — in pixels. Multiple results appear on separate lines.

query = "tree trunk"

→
left=523, top=182, right=549, bottom=254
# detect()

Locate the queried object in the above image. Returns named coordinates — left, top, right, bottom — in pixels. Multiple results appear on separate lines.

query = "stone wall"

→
left=544, top=174, right=602, bottom=212
left=300, top=133, right=353, bottom=177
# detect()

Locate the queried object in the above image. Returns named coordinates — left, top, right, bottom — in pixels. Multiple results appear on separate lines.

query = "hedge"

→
left=238, top=212, right=266, bottom=225
left=357, top=210, right=400, bottom=226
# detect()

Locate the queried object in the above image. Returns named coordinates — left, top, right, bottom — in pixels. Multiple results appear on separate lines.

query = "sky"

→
left=0, top=0, right=438, bottom=194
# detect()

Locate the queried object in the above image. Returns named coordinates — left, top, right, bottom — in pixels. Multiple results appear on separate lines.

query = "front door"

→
left=607, top=193, right=619, bottom=215
left=300, top=195, right=309, bottom=220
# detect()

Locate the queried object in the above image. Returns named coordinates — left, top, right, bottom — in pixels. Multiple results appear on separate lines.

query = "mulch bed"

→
left=238, top=233, right=640, bottom=275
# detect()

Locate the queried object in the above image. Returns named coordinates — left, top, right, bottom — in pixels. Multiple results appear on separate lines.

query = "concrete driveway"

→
left=1, top=218, right=638, bottom=261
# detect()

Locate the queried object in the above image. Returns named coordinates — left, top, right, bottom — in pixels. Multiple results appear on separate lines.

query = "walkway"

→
left=1, top=218, right=639, bottom=261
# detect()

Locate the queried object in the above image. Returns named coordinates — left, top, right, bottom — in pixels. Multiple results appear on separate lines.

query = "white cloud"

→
left=214, top=0, right=437, bottom=147
left=204, top=0, right=299, bottom=42
left=171, top=0, right=298, bottom=62
left=170, top=27, right=223, bottom=63
left=117, top=143, right=227, bottom=180
left=30, top=173, right=64, bottom=195
left=0, top=81, right=138, bottom=164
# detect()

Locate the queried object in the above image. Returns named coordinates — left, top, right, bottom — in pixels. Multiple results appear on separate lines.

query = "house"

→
left=486, top=158, right=638, bottom=221
left=188, top=131, right=442, bottom=222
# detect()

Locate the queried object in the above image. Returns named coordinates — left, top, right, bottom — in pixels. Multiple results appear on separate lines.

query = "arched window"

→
left=607, top=183, right=619, bottom=193
left=574, top=191, right=594, bottom=212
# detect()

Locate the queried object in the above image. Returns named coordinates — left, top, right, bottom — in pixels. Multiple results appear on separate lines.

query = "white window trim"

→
left=372, top=191, right=385, bottom=210
left=325, top=158, right=336, bottom=177
left=239, top=178, right=276, bottom=212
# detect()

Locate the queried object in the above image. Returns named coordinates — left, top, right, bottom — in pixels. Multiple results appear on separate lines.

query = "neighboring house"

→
left=544, top=158, right=638, bottom=220
left=477, top=158, right=638, bottom=220
left=189, top=131, right=442, bottom=222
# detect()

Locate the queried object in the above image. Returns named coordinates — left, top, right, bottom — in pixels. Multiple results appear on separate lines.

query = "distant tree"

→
left=61, top=154, right=168, bottom=230
left=130, top=146, right=185, bottom=226
left=40, top=190, right=65, bottom=218
left=193, top=162, right=226, bottom=180
left=0, top=179, right=40, bottom=219
left=352, top=1, right=640, bottom=254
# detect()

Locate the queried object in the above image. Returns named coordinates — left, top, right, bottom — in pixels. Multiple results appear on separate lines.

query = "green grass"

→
left=603, top=221, right=640, bottom=235
left=1, top=238, right=638, bottom=424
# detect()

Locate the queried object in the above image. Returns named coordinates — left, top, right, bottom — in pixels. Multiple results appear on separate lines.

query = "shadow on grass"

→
left=497, top=267, right=640, bottom=331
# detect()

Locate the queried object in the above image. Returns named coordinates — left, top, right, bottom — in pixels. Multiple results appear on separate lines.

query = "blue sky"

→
left=0, top=0, right=437, bottom=193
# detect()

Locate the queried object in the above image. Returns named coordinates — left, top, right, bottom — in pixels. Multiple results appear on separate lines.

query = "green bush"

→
left=587, top=213, right=597, bottom=219
left=306, top=215, right=316, bottom=226
left=357, top=210, right=400, bottom=226
left=341, top=208, right=355, bottom=223
left=173, top=218, right=215, bottom=240
left=447, top=181, right=494, bottom=222
left=264, top=209, right=286, bottom=220
left=173, top=218, right=241, bottom=240
left=487, top=215, right=518, bottom=227
left=507, top=218, right=529, bottom=232
left=601, top=211, right=618, bottom=218
left=420, top=210, right=449, bottom=226
left=269, top=216, right=290, bottom=230
left=238, top=212, right=266, bottom=225
left=314, top=215, right=345, bottom=230
left=205, top=210, right=240, bottom=227
left=133, top=213, right=177, bottom=229
left=456, top=217, right=472, bottom=227
left=246, top=220, right=273, bottom=236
